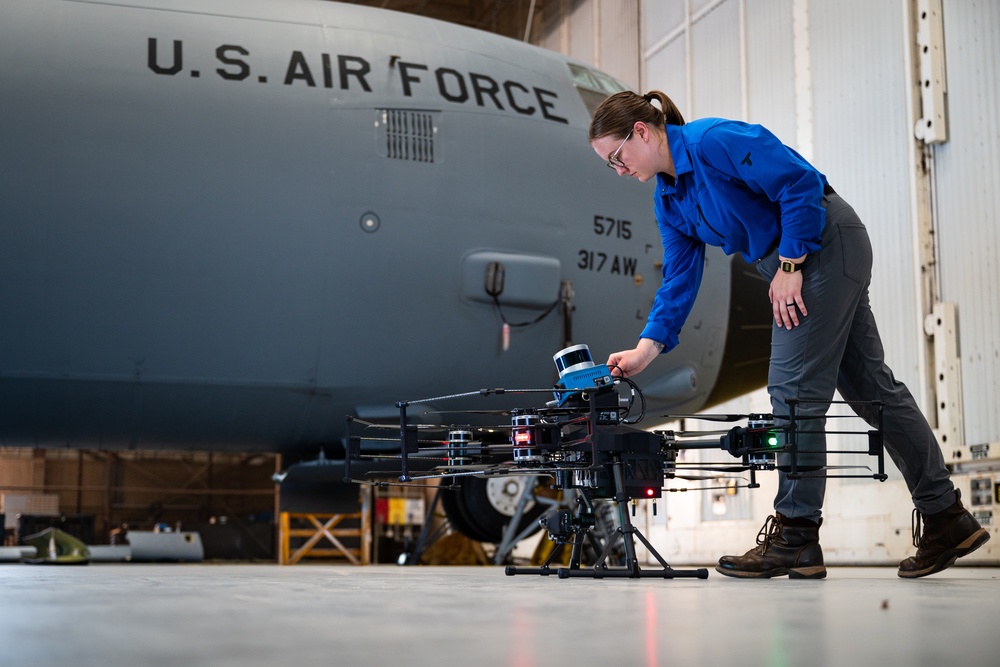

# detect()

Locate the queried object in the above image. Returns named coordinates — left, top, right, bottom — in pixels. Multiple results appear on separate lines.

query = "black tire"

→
left=441, top=475, right=547, bottom=544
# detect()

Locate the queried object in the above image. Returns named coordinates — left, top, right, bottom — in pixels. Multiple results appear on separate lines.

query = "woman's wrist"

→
left=638, top=337, right=665, bottom=358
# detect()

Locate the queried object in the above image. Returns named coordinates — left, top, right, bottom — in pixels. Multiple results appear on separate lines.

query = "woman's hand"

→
left=606, top=338, right=663, bottom=377
left=769, top=269, right=807, bottom=330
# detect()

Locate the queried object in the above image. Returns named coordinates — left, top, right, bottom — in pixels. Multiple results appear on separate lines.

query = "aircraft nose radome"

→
left=702, top=254, right=771, bottom=408
left=639, top=254, right=771, bottom=414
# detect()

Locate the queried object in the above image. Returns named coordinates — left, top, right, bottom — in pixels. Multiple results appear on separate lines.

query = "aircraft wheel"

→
left=441, top=475, right=546, bottom=544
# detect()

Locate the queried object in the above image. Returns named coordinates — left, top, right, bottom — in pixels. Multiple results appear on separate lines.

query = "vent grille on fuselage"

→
left=378, top=109, right=436, bottom=163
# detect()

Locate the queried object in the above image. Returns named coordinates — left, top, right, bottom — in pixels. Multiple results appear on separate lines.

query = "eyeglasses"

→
left=606, top=129, right=633, bottom=169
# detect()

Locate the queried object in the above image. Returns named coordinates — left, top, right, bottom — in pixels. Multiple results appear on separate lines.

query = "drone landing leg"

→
left=503, top=534, right=578, bottom=576
left=558, top=459, right=709, bottom=579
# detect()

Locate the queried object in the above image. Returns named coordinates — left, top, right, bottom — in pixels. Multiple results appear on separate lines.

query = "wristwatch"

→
left=780, top=260, right=800, bottom=274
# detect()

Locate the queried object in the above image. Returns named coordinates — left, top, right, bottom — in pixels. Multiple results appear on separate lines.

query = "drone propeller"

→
left=673, top=464, right=751, bottom=473
left=671, top=473, right=748, bottom=481
left=660, top=413, right=750, bottom=422
left=666, top=428, right=734, bottom=438
left=407, top=466, right=526, bottom=480
left=351, top=418, right=445, bottom=430
left=423, top=408, right=520, bottom=416
left=423, top=405, right=583, bottom=418
left=430, top=463, right=499, bottom=472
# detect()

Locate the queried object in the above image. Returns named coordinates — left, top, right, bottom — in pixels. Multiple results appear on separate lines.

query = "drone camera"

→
left=540, top=509, right=574, bottom=540
left=540, top=508, right=594, bottom=541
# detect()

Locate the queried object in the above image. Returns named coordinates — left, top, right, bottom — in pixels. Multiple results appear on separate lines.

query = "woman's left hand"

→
left=770, top=270, right=807, bottom=329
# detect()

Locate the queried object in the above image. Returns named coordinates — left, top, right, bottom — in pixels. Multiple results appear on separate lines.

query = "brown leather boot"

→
left=716, top=513, right=827, bottom=579
left=898, top=489, right=990, bottom=578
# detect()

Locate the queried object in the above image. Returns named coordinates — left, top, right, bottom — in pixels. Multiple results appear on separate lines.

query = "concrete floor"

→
left=1, top=563, right=998, bottom=667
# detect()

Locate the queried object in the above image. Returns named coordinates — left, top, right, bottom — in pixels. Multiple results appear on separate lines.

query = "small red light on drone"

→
left=646, top=488, right=655, bottom=497
left=513, top=430, right=533, bottom=445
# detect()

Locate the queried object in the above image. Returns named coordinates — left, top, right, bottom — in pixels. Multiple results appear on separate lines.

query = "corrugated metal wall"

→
left=539, top=0, right=641, bottom=90
left=744, top=0, right=797, bottom=167
left=598, top=0, right=641, bottom=89
left=568, top=0, right=595, bottom=63
left=811, top=0, right=922, bottom=404
left=933, top=0, right=1000, bottom=446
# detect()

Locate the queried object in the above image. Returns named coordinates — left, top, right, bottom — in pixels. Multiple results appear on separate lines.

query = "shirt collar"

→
left=657, top=124, right=692, bottom=194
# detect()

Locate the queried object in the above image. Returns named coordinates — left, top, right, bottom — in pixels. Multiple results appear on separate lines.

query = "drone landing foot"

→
left=504, top=564, right=557, bottom=576
left=555, top=524, right=708, bottom=579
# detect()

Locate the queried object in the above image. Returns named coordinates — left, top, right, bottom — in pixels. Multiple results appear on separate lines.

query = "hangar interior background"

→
left=1, top=0, right=997, bottom=566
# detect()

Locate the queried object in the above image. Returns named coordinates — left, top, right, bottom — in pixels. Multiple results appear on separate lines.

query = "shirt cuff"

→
left=638, top=323, right=678, bottom=353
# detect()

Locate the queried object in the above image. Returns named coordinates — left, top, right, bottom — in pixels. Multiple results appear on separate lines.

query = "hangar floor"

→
left=2, top=563, right=997, bottom=666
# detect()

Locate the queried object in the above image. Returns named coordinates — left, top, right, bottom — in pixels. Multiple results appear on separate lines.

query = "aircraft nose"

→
left=637, top=254, right=771, bottom=412
left=703, top=254, right=772, bottom=406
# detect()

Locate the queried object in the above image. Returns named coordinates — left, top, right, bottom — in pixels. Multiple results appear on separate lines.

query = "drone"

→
left=344, top=344, right=888, bottom=579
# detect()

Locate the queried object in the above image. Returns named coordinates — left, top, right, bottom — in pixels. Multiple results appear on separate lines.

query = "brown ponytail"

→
left=588, top=90, right=685, bottom=142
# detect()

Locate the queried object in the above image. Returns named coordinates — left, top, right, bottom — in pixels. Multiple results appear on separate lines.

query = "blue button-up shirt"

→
left=641, top=118, right=828, bottom=350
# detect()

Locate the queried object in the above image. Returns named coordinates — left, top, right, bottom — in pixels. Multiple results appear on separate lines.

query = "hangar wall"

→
left=536, top=0, right=1000, bottom=563
left=539, top=0, right=642, bottom=90
left=931, top=0, right=1000, bottom=449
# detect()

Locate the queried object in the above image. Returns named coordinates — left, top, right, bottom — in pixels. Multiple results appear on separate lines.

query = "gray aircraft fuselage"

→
left=0, top=0, right=769, bottom=455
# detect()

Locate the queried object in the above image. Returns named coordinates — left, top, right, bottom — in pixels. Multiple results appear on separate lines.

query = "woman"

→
left=590, top=90, right=988, bottom=579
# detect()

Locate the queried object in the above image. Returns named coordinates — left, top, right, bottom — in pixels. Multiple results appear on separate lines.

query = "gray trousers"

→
left=756, top=193, right=954, bottom=522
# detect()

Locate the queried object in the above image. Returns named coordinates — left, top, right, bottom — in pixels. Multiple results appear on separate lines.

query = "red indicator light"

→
left=513, top=431, right=533, bottom=445
left=646, top=488, right=655, bottom=497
